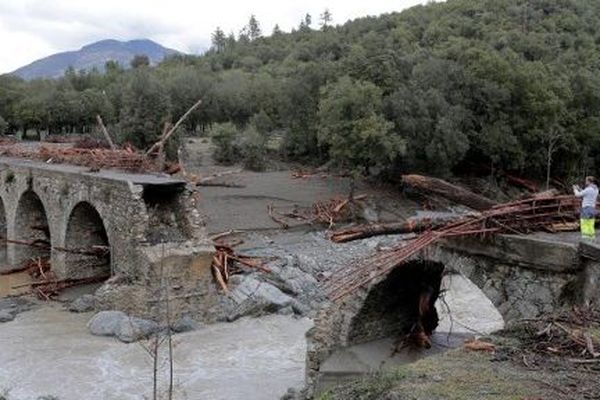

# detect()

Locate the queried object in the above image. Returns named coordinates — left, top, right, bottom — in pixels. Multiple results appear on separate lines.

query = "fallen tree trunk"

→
left=402, top=174, right=497, bottom=211
left=329, top=218, right=454, bottom=243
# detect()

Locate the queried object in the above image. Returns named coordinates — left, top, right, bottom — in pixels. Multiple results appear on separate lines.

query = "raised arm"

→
left=574, top=186, right=591, bottom=197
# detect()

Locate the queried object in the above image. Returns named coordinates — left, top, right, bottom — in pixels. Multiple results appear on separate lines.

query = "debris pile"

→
left=0, top=256, right=50, bottom=278
left=323, top=195, right=580, bottom=301
left=0, top=144, right=162, bottom=173
left=519, top=306, right=600, bottom=361
left=268, top=194, right=368, bottom=229
left=72, top=136, right=111, bottom=149
left=32, top=274, right=109, bottom=301
left=211, top=243, right=271, bottom=293
left=0, top=137, right=17, bottom=146
left=0, top=237, right=110, bottom=299
left=42, top=134, right=88, bottom=143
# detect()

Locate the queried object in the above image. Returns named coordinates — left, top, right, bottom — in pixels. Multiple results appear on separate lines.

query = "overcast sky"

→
left=0, top=0, right=431, bottom=74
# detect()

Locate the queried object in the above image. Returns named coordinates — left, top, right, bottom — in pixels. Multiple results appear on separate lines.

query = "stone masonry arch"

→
left=63, top=201, right=111, bottom=280
left=13, top=189, right=51, bottom=266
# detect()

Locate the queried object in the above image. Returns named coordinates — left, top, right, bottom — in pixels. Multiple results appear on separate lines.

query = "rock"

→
left=281, top=387, right=298, bottom=400
left=271, top=266, right=319, bottom=297
left=172, top=315, right=200, bottom=333
left=116, top=317, right=160, bottom=343
left=68, top=295, right=96, bottom=313
left=0, top=309, right=15, bottom=323
left=87, top=311, right=127, bottom=336
left=87, top=311, right=160, bottom=343
left=291, top=300, right=311, bottom=316
left=278, top=306, right=294, bottom=316
left=227, top=276, right=294, bottom=320
left=0, top=297, right=34, bottom=320
left=230, top=276, right=293, bottom=308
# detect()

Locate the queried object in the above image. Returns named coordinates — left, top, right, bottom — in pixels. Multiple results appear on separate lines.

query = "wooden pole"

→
left=146, top=99, right=203, bottom=156
left=96, top=115, right=116, bottom=150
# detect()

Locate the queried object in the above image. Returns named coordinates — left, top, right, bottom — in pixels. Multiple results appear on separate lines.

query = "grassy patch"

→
left=318, top=370, right=407, bottom=400
left=318, top=347, right=553, bottom=400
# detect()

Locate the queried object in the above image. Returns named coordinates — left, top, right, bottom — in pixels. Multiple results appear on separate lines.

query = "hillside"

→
left=12, top=39, right=180, bottom=80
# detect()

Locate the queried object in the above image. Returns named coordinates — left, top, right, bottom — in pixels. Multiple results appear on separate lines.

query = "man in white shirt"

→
left=573, top=176, right=599, bottom=240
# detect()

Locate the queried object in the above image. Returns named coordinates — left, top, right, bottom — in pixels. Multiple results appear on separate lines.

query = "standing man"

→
left=573, top=176, right=599, bottom=240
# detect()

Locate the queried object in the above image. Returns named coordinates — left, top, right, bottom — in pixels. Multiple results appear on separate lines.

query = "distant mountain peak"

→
left=12, top=38, right=181, bottom=80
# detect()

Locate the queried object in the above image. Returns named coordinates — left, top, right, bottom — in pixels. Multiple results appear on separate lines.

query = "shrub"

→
left=240, top=125, right=267, bottom=171
left=210, top=122, right=241, bottom=164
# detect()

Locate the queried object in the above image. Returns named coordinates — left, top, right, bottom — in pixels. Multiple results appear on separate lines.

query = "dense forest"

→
left=1, top=0, right=600, bottom=180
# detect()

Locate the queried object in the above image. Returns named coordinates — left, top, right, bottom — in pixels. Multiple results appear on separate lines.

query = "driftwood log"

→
left=402, top=174, right=497, bottom=211
left=329, top=218, right=454, bottom=243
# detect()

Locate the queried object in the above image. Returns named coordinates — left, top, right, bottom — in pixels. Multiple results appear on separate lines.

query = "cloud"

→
left=0, top=0, right=429, bottom=73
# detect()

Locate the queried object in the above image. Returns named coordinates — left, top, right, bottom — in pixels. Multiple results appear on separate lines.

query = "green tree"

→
left=119, top=69, right=170, bottom=149
left=131, top=54, right=150, bottom=69
left=248, top=15, right=262, bottom=41
left=300, top=14, right=312, bottom=32
left=320, top=9, right=332, bottom=29
left=211, top=27, right=227, bottom=52
left=250, top=109, right=273, bottom=134
left=317, top=76, right=404, bottom=174
left=210, top=122, right=241, bottom=164
left=272, top=24, right=283, bottom=36
left=240, top=125, right=267, bottom=171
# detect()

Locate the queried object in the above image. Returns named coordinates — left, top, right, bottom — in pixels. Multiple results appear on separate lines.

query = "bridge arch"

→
left=63, top=201, right=111, bottom=280
left=14, top=190, right=51, bottom=265
left=345, top=260, right=445, bottom=346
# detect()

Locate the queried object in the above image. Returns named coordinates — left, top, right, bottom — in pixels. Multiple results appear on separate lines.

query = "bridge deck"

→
left=0, top=156, right=186, bottom=187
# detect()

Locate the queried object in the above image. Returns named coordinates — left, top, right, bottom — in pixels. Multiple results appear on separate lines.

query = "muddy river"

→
left=0, top=271, right=503, bottom=400
left=0, top=308, right=312, bottom=400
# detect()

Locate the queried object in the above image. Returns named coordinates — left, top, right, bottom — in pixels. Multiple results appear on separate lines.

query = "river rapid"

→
left=0, top=308, right=312, bottom=400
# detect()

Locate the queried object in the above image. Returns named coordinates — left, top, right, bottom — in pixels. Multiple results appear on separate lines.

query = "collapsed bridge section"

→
left=0, top=156, right=209, bottom=283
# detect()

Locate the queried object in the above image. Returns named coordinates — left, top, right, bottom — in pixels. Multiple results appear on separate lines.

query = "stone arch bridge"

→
left=0, top=156, right=208, bottom=282
left=306, top=233, right=600, bottom=392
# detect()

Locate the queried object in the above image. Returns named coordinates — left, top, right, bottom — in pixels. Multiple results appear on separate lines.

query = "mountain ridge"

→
left=12, top=39, right=181, bottom=80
